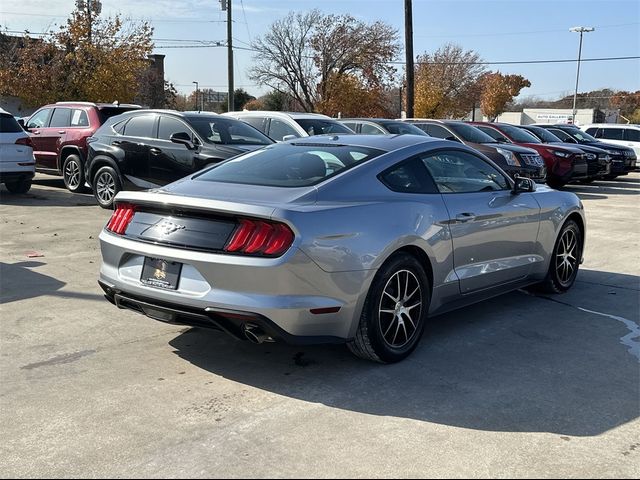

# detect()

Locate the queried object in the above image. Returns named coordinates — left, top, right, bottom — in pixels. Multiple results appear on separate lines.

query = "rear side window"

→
left=477, top=126, right=508, bottom=142
left=49, top=108, right=71, bottom=128
left=123, top=115, right=156, bottom=138
left=70, top=109, right=90, bottom=127
left=600, top=128, right=624, bottom=140
left=379, top=157, right=437, bottom=193
left=585, top=127, right=598, bottom=136
left=625, top=129, right=640, bottom=142
left=0, top=113, right=23, bottom=133
left=196, top=143, right=384, bottom=187
left=294, top=119, right=353, bottom=136
left=241, top=117, right=267, bottom=133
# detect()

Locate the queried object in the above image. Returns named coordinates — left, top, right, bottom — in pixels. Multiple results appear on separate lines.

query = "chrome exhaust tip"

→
left=243, top=323, right=273, bottom=344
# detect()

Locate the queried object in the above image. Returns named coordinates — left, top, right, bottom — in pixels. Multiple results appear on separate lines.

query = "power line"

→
left=0, top=11, right=229, bottom=23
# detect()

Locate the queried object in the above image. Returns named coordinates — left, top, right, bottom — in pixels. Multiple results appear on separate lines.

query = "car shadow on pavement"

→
left=0, top=178, right=96, bottom=207
left=168, top=268, right=639, bottom=437
left=0, top=261, right=104, bottom=304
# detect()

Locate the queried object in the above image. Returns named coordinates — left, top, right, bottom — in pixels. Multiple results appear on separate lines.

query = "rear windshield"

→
left=0, top=113, right=23, bottom=133
left=294, top=119, right=354, bottom=136
left=187, top=116, right=272, bottom=145
left=97, top=107, right=140, bottom=124
left=381, top=122, right=428, bottom=136
left=447, top=123, right=496, bottom=144
left=196, top=143, right=385, bottom=187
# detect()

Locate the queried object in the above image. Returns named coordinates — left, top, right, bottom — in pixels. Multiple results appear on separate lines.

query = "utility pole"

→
left=192, top=81, right=199, bottom=111
left=570, top=26, right=595, bottom=124
left=221, top=0, right=234, bottom=112
left=404, top=0, right=414, bottom=118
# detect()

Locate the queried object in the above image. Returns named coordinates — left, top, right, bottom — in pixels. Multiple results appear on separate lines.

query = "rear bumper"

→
left=0, top=170, right=35, bottom=184
left=99, top=281, right=346, bottom=345
left=99, top=230, right=375, bottom=342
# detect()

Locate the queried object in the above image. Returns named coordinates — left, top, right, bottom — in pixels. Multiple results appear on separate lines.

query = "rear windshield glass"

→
left=97, top=107, right=140, bottom=124
left=0, top=113, right=23, bottom=133
left=381, top=122, right=428, bottom=136
left=196, top=143, right=385, bottom=187
left=447, top=123, right=496, bottom=144
left=187, top=116, right=272, bottom=145
left=294, top=119, right=354, bottom=136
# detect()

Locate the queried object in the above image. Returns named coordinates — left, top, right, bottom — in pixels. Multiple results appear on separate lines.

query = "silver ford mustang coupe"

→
left=99, top=134, right=585, bottom=363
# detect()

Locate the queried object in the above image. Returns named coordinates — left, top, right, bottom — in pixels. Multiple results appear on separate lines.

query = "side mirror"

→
left=170, top=132, right=195, bottom=150
left=17, top=118, right=25, bottom=129
left=497, top=137, right=509, bottom=143
left=282, top=134, right=297, bottom=142
left=512, top=176, right=536, bottom=194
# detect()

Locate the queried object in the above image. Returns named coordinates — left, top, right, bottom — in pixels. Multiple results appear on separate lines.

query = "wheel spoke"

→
left=405, top=301, right=421, bottom=311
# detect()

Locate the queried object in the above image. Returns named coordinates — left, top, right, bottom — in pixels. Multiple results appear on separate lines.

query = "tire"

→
left=604, top=174, right=618, bottom=180
left=4, top=178, right=32, bottom=194
left=546, top=178, right=566, bottom=189
left=578, top=178, right=595, bottom=184
left=92, top=166, right=122, bottom=209
left=62, top=154, right=87, bottom=193
left=347, top=253, right=430, bottom=363
left=536, top=219, right=583, bottom=294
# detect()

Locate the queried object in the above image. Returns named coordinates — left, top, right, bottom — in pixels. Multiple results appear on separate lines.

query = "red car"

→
left=24, top=102, right=141, bottom=192
left=469, top=122, right=589, bottom=189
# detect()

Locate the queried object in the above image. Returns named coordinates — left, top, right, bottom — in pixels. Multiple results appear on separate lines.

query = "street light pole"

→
left=569, top=26, right=595, bottom=124
left=192, top=81, right=199, bottom=111
left=221, top=0, right=234, bottom=112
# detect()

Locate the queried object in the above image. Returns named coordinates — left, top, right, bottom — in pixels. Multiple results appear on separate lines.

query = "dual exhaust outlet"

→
left=242, top=323, right=274, bottom=345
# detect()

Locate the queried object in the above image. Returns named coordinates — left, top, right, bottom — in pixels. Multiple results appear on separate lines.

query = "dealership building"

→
left=493, top=108, right=620, bottom=126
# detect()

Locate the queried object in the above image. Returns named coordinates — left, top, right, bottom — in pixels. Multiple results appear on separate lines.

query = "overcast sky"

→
left=2, top=0, right=639, bottom=100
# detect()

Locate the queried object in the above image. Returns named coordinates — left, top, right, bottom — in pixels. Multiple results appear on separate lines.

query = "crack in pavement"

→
left=521, top=291, right=640, bottom=363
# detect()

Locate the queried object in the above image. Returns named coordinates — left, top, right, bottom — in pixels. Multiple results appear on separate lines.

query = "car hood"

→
left=550, top=143, right=608, bottom=154
left=479, top=143, right=538, bottom=154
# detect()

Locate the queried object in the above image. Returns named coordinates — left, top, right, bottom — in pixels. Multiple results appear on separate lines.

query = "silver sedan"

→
left=98, top=135, right=585, bottom=363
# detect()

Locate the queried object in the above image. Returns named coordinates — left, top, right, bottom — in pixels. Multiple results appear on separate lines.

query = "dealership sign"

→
left=536, top=113, right=572, bottom=123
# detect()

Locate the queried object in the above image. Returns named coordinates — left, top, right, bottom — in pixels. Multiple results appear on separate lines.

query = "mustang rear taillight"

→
left=225, top=219, right=294, bottom=256
left=106, top=203, right=136, bottom=235
left=15, top=137, right=33, bottom=147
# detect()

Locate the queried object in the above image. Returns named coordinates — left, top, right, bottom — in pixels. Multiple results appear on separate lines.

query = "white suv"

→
left=222, top=111, right=353, bottom=141
left=581, top=124, right=640, bottom=167
left=0, top=108, right=35, bottom=194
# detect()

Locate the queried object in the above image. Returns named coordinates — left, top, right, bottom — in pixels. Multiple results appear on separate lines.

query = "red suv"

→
left=24, top=102, right=141, bottom=192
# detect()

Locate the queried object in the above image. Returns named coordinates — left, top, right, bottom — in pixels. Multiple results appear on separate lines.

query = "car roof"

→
left=582, top=123, right=639, bottom=129
left=284, top=133, right=437, bottom=151
left=0, top=107, right=10, bottom=115
left=223, top=111, right=333, bottom=120
left=341, top=118, right=406, bottom=123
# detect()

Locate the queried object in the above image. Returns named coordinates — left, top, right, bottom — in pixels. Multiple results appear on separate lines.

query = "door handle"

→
left=149, top=148, right=162, bottom=155
left=456, top=212, right=476, bottom=222
left=31, top=130, right=41, bottom=135
left=58, top=130, right=66, bottom=134
left=111, top=141, right=122, bottom=146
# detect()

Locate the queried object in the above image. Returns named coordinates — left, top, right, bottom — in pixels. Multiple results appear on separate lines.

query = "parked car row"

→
left=6, top=102, right=638, bottom=208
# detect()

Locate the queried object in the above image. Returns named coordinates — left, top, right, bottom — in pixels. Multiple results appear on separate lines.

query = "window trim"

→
left=419, top=147, right=513, bottom=194
left=359, top=121, right=387, bottom=135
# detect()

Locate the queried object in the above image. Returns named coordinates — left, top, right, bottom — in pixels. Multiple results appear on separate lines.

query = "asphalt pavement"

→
left=1, top=173, right=639, bottom=478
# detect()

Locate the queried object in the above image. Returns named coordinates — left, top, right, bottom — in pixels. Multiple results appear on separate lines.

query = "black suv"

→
left=535, top=124, right=636, bottom=179
left=86, top=110, right=274, bottom=208
left=340, top=119, right=430, bottom=136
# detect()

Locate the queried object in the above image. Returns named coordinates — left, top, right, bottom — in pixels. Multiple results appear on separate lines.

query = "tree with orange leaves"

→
left=480, top=72, right=531, bottom=121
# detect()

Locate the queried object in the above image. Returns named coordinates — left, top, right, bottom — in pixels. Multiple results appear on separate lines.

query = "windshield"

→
left=526, top=126, right=562, bottom=143
left=294, top=119, right=354, bottom=136
left=497, top=124, right=542, bottom=143
left=382, top=122, right=428, bottom=135
left=447, top=123, right=497, bottom=143
left=563, top=127, right=598, bottom=143
left=195, top=143, right=384, bottom=187
left=97, top=107, right=140, bottom=124
left=188, top=116, right=273, bottom=145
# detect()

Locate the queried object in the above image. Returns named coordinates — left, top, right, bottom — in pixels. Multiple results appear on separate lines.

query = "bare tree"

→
left=250, top=11, right=320, bottom=112
left=250, top=11, right=401, bottom=113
